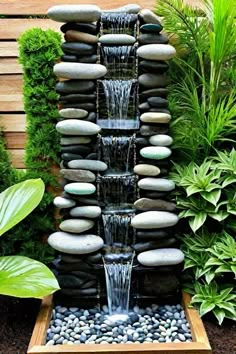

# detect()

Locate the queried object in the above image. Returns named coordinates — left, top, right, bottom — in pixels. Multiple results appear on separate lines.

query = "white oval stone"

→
left=140, top=112, right=171, bottom=124
left=59, top=219, right=94, bottom=233
left=53, top=196, right=76, bottom=209
left=70, top=206, right=101, bottom=218
left=48, top=5, right=101, bottom=23
left=140, top=146, right=172, bottom=160
left=48, top=232, right=104, bottom=254
left=64, top=183, right=96, bottom=195
left=56, top=120, right=101, bottom=136
left=54, top=63, right=107, bottom=80
left=137, top=44, right=176, bottom=61
left=134, top=164, right=160, bottom=176
left=68, top=160, right=107, bottom=171
left=59, top=108, right=88, bottom=119
left=104, top=4, right=141, bottom=13
left=99, top=34, right=136, bottom=45
left=137, top=248, right=184, bottom=266
left=131, top=211, right=178, bottom=229
left=138, top=178, right=175, bottom=191
left=149, top=135, right=173, bottom=146
left=61, top=137, right=91, bottom=145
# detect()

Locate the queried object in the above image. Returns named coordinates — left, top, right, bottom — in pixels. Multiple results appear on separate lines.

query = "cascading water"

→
left=100, top=12, right=137, bottom=35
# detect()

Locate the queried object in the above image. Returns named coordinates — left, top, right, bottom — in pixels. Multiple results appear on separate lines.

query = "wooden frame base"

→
left=28, top=292, right=211, bottom=354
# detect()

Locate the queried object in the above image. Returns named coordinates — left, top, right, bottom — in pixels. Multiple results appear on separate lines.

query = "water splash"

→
left=101, top=12, right=137, bottom=35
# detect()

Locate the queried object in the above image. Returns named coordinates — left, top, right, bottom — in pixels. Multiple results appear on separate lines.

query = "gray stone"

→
left=137, top=44, right=176, bottom=61
left=65, top=30, right=98, bottom=44
left=140, top=146, right=172, bottom=159
left=56, top=80, right=95, bottom=94
left=140, top=88, right=168, bottom=98
left=147, top=97, right=168, bottom=108
left=138, top=34, right=168, bottom=45
left=70, top=206, right=101, bottom=218
left=149, top=134, right=173, bottom=146
left=56, top=120, right=101, bottom=136
left=59, top=219, right=94, bottom=233
left=68, top=159, right=107, bottom=171
left=131, top=211, right=178, bottom=229
left=59, top=108, right=88, bottom=119
left=138, top=178, right=175, bottom=191
left=139, top=9, right=162, bottom=24
left=140, top=125, right=168, bottom=136
left=133, top=238, right=176, bottom=252
left=47, top=5, right=101, bottom=23
left=140, top=112, right=171, bottom=123
left=134, top=164, right=160, bottom=176
left=104, top=4, right=140, bottom=13
left=60, top=169, right=96, bottom=182
left=53, top=63, right=107, bottom=80
left=48, top=232, right=104, bottom=254
left=134, top=198, right=176, bottom=211
left=60, top=137, right=91, bottom=145
left=61, top=22, right=97, bottom=35
left=99, top=34, right=136, bottom=45
left=138, top=73, right=169, bottom=88
left=64, top=182, right=96, bottom=195
left=61, top=42, right=95, bottom=56
left=137, top=248, right=184, bottom=266
left=53, top=196, right=76, bottom=208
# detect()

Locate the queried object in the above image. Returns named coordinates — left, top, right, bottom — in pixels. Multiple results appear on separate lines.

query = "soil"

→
left=0, top=296, right=235, bottom=354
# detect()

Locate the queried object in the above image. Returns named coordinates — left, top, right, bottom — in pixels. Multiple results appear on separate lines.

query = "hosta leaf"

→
left=222, top=176, right=236, bottom=188
left=186, top=185, right=202, bottom=196
left=0, top=179, right=45, bottom=237
left=213, top=308, right=225, bottom=325
left=191, top=294, right=205, bottom=303
left=189, top=212, right=207, bottom=232
left=209, top=211, right=229, bottom=222
left=205, top=257, right=222, bottom=267
left=205, top=183, right=221, bottom=192
left=215, top=264, right=232, bottom=273
left=201, top=189, right=221, bottom=206
left=179, top=209, right=197, bottom=218
left=219, top=288, right=234, bottom=299
left=0, top=256, right=60, bottom=298
left=199, top=301, right=215, bottom=317
left=217, top=303, right=236, bottom=316
left=184, top=259, right=196, bottom=270
left=227, top=206, right=236, bottom=216
left=205, top=271, right=216, bottom=284
left=231, top=265, right=236, bottom=276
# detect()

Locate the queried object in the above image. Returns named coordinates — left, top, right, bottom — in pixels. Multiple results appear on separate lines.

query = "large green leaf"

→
left=0, top=179, right=45, bottom=237
left=0, top=256, right=60, bottom=298
left=189, top=212, right=207, bottom=232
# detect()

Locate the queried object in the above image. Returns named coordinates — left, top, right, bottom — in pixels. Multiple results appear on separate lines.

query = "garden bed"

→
left=27, top=292, right=211, bottom=354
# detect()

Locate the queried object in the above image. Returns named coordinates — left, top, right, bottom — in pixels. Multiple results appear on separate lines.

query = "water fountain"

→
left=27, top=4, right=212, bottom=353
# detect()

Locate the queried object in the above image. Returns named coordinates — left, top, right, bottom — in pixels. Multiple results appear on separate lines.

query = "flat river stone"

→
left=60, top=169, right=96, bottom=182
left=140, top=23, right=163, bottom=33
left=59, top=108, right=88, bottom=119
left=62, top=42, right=96, bottom=55
left=99, top=34, right=136, bottom=45
left=64, top=182, right=96, bottom=195
left=133, top=238, right=176, bottom=252
left=140, top=88, right=168, bottom=98
left=139, top=9, right=162, bottom=24
left=137, top=44, right=176, bottom=61
left=48, top=232, right=104, bottom=255
left=140, top=112, right=171, bottom=123
left=60, top=137, right=91, bottom=145
left=134, top=164, right=160, bottom=176
left=54, top=63, right=107, bottom=80
left=56, top=80, right=95, bottom=94
left=59, top=219, right=94, bottom=233
left=53, top=196, right=76, bottom=208
left=131, top=211, right=178, bottom=229
left=140, top=125, right=168, bottom=136
left=139, top=60, right=169, bottom=74
left=65, top=30, right=98, bottom=44
left=149, top=134, right=173, bottom=146
left=68, top=159, right=107, bottom=171
left=140, top=146, right=172, bottom=159
left=147, top=97, right=168, bottom=107
left=104, top=4, right=140, bottom=13
left=134, top=198, right=176, bottom=211
left=47, top=5, right=101, bottom=23
left=136, top=230, right=169, bottom=239
left=138, top=73, right=169, bottom=88
left=56, top=120, right=101, bottom=136
left=70, top=206, right=101, bottom=218
left=59, top=93, right=96, bottom=103
left=61, top=22, right=98, bottom=35
left=138, top=33, right=168, bottom=45
left=137, top=248, right=184, bottom=266
left=138, top=178, right=175, bottom=191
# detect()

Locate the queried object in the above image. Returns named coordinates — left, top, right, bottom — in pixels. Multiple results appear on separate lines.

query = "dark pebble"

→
left=139, top=60, right=169, bottom=74
left=56, top=80, right=95, bottom=94
left=61, top=145, right=92, bottom=155
left=61, top=22, right=98, bottom=35
left=59, top=93, right=96, bottom=103
left=61, top=42, right=96, bottom=55
left=140, top=23, right=163, bottom=34
left=138, top=33, right=168, bottom=45
left=140, top=125, right=168, bottom=136
left=147, top=97, right=168, bottom=108
left=61, top=102, right=96, bottom=111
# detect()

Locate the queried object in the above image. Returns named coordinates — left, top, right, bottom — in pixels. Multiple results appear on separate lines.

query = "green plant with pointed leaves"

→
left=0, top=179, right=59, bottom=298
left=191, top=282, right=236, bottom=325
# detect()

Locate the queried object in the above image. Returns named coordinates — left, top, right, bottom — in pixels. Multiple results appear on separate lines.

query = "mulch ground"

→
left=0, top=296, right=235, bottom=354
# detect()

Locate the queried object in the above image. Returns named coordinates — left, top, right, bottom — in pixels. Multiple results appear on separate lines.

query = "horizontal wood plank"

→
left=0, top=19, right=61, bottom=40
left=4, top=132, right=26, bottom=149
left=0, top=75, right=23, bottom=94
left=0, top=93, right=23, bottom=111
left=0, top=114, right=26, bottom=132
left=0, top=58, right=22, bottom=74
left=0, top=42, right=18, bottom=57
left=9, top=149, right=25, bottom=168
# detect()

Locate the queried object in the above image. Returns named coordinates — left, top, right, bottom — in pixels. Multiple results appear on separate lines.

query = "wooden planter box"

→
left=28, top=292, right=211, bottom=354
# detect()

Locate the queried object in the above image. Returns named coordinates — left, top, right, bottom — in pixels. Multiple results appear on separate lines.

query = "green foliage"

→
left=0, top=179, right=60, bottom=298
left=0, top=28, right=62, bottom=262
left=0, top=128, right=16, bottom=192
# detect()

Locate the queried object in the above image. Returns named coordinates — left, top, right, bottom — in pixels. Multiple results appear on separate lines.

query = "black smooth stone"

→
left=57, top=275, right=85, bottom=289
left=75, top=197, right=99, bottom=205
left=61, top=22, right=98, bottom=35
left=140, top=125, right=168, bottom=136
left=70, top=270, right=97, bottom=280
left=80, top=280, right=97, bottom=289
left=84, top=111, right=97, bottom=122
left=138, top=159, right=169, bottom=167
left=56, top=80, right=95, bottom=94
left=60, top=288, right=98, bottom=296
left=59, top=93, right=96, bottom=103
left=138, top=33, right=169, bottom=45
left=61, top=102, right=96, bottom=111
left=136, top=230, right=169, bottom=239
left=86, top=252, right=102, bottom=264
left=140, top=273, right=179, bottom=296
left=133, top=238, right=177, bottom=252
left=62, top=42, right=96, bottom=55
left=142, top=192, right=169, bottom=199
left=86, top=152, right=98, bottom=160
left=148, top=108, right=170, bottom=113
left=61, top=153, right=83, bottom=161
left=61, top=54, right=79, bottom=62
left=140, top=88, right=168, bottom=99
left=138, top=102, right=151, bottom=111
left=76, top=54, right=97, bottom=63
left=61, top=145, right=92, bottom=155
left=135, top=137, right=149, bottom=146
left=147, top=96, right=169, bottom=108
left=57, top=262, right=91, bottom=272
left=140, top=23, right=163, bottom=34
left=139, top=60, right=169, bottom=73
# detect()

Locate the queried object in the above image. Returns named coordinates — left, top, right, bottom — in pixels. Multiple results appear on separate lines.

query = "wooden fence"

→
left=0, top=0, right=200, bottom=169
